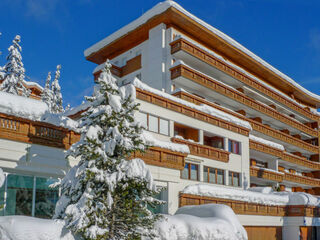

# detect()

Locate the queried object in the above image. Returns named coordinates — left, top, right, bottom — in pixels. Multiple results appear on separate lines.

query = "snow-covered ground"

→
left=0, top=204, right=247, bottom=240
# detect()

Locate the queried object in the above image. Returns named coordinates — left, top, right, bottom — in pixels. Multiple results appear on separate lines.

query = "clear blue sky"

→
left=1, top=0, right=320, bottom=108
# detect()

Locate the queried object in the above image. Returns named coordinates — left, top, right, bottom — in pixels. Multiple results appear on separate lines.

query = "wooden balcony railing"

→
left=170, top=38, right=319, bottom=122
left=173, top=90, right=319, bottom=154
left=171, top=137, right=230, bottom=162
left=170, top=64, right=317, bottom=137
left=135, top=87, right=250, bottom=136
left=0, top=113, right=80, bottom=149
left=250, top=166, right=284, bottom=182
left=284, top=173, right=320, bottom=187
left=179, top=193, right=320, bottom=217
left=250, top=139, right=320, bottom=170
left=131, top=147, right=187, bottom=170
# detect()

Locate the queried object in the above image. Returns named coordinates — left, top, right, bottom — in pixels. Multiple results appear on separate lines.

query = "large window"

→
left=2, top=173, right=59, bottom=219
left=229, top=139, right=241, bottom=155
left=203, top=166, right=224, bottom=185
left=228, top=171, right=240, bottom=187
left=181, top=163, right=199, bottom=181
left=136, top=112, right=169, bottom=136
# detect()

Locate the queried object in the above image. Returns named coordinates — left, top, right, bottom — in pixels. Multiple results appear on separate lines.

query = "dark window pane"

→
left=209, top=167, right=216, bottom=183
left=6, top=174, right=33, bottom=216
left=35, top=178, right=59, bottom=219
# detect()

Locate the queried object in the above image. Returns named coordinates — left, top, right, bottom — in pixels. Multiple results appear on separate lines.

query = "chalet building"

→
left=82, top=1, right=320, bottom=239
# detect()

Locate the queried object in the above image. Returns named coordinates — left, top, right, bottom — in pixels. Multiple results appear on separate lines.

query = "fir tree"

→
left=51, top=64, right=63, bottom=113
left=54, top=61, right=162, bottom=240
left=0, top=35, right=30, bottom=96
left=41, top=71, right=54, bottom=111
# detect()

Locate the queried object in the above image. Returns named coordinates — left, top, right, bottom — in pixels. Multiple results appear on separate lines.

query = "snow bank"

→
left=142, top=131, right=189, bottom=154
left=133, top=78, right=251, bottom=130
left=249, top=134, right=285, bottom=151
left=0, top=216, right=78, bottom=240
left=183, top=184, right=320, bottom=206
left=0, top=91, right=79, bottom=131
left=85, top=0, right=320, bottom=103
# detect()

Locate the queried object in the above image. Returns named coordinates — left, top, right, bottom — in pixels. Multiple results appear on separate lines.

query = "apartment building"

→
left=83, top=1, right=320, bottom=239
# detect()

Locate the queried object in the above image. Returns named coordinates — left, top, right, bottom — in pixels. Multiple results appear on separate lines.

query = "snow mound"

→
left=142, top=131, right=189, bottom=154
left=249, top=134, right=284, bottom=151
left=154, top=204, right=247, bottom=240
left=0, top=216, right=79, bottom=240
left=0, top=91, right=48, bottom=120
left=0, top=91, right=78, bottom=131
left=183, top=184, right=320, bottom=206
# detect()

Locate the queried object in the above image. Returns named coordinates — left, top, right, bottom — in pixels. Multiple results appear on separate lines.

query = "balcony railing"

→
left=284, top=173, right=320, bottom=187
left=0, top=113, right=80, bottom=149
left=179, top=193, right=320, bottom=217
left=131, top=147, right=187, bottom=170
left=173, top=90, right=319, bottom=155
left=170, top=38, right=319, bottom=122
left=250, top=139, right=320, bottom=170
left=170, top=64, right=317, bottom=137
left=136, top=87, right=250, bottom=136
left=250, top=166, right=284, bottom=182
left=171, top=137, right=230, bottom=162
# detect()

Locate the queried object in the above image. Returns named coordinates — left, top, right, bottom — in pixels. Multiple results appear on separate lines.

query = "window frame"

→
left=228, top=139, right=241, bottom=155
left=228, top=171, right=240, bottom=187
left=181, top=163, right=199, bottom=181
left=203, top=166, right=225, bottom=185
left=138, top=112, right=170, bottom=136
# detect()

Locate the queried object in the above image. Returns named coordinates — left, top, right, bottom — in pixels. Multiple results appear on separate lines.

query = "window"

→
left=203, top=166, right=224, bottom=185
left=136, top=112, right=169, bottom=136
left=3, top=174, right=59, bottom=219
left=229, top=171, right=240, bottom=187
left=229, top=139, right=241, bottom=154
left=204, top=133, right=224, bottom=150
left=181, top=163, right=199, bottom=181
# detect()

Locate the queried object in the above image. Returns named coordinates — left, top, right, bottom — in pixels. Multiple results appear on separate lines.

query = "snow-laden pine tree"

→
left=41, top=71, right=54, bottom=111
left=54, top=61, right=162, bottom=240
left=0, top=35, right=30, bottom=96
left=51, top=65, right=63, bottom=113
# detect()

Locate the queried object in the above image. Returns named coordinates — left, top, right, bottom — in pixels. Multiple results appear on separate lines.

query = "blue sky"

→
left=0, top=0, right=320, bottom=107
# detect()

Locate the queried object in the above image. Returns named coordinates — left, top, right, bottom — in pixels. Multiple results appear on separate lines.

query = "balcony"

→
left=170, top=38, right=319, bottom=122
left=170, top=64, right=317, bottom=138
left=132, top=147, right=187, bottom=170
left=135, top=87, right=250, bottom=136
left=250, top=166, right=284, bottom=183
left=250, top=139, right=320, bottom=170
left=179, top=193, right=320, bottom=217
left=172, top=89, right=319, bottom=154
left=0, top=113, right=80, bottom=149
left=171, top=137, right=230, bottom=162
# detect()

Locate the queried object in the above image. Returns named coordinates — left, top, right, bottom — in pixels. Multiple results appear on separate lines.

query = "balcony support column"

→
left=198, top=129, right=204, bottom=144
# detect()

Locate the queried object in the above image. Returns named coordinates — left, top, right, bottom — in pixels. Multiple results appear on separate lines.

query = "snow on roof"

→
left=64, top=101, right=91, bottom=117
left=182, top=184, right=320, bottom=206
left=23, top=80, right=43, bottom=90
left=249, top=134, right=285, bottom=151
left=0, top=91, right=78, bottom=131
left=85, top=0, right=320, bottom=104
left=132, top=78, right=252, bottom=130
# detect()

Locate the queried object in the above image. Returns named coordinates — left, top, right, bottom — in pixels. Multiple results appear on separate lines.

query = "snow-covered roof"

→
left=183, top=184, right=320, bottom=206
left=84, top=0, right=320, bottom=105
left=23, top=80, right=43, bottom=90
left=132, top=78, right=252, bottom=130
left=0, top=91, right=78, bottom=131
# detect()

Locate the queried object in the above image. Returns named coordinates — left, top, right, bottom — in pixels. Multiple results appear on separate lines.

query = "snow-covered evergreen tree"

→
left=51, top=65, right=63, bottom=113
left=54, top=61, right=162, bottom=240
left=0, top=35, right=30, bottom=96
left=41, top=71, right=54, bottom=111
